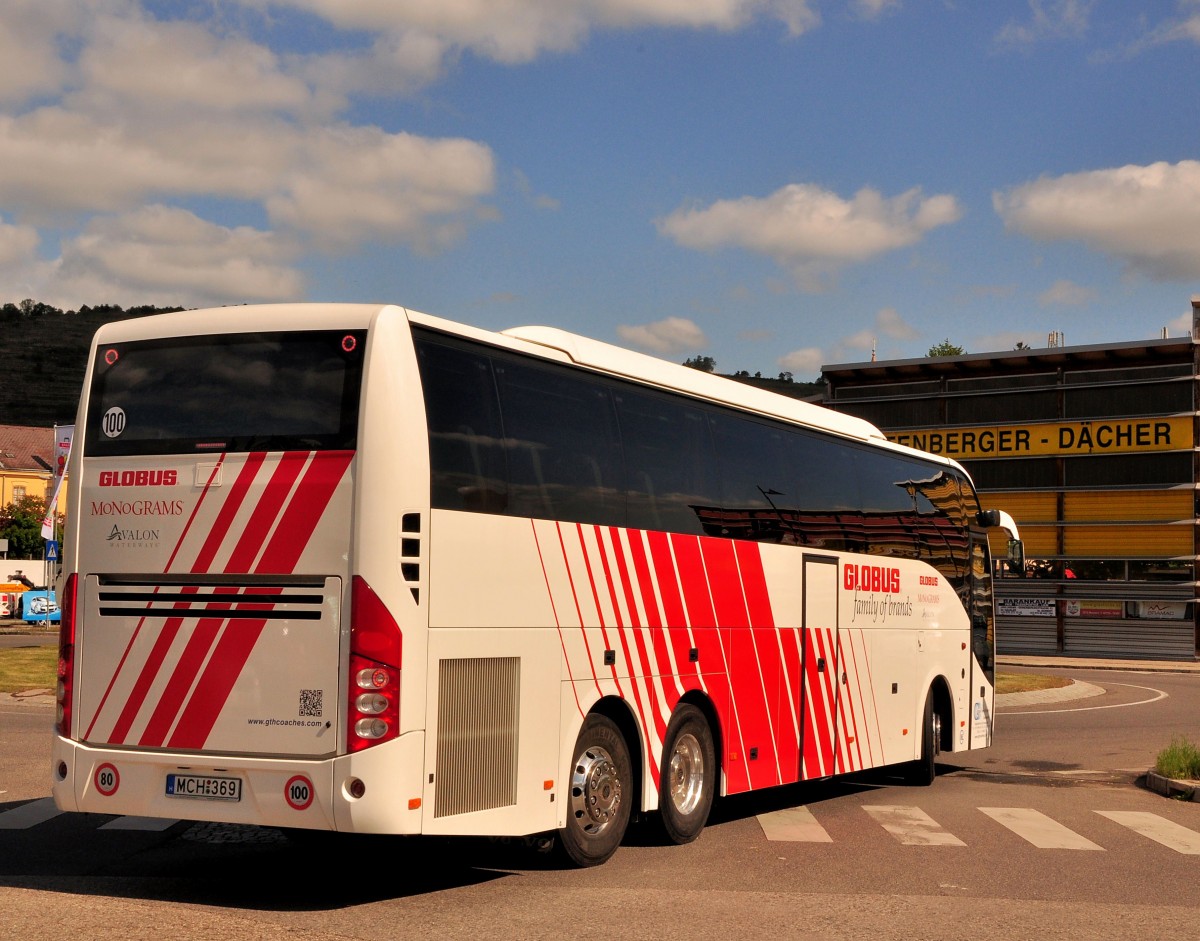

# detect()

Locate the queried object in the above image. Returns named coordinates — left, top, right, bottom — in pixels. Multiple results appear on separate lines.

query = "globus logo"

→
left=843, top=563, right=901, bottom=594
left=98, top=469, right=178, bottom=487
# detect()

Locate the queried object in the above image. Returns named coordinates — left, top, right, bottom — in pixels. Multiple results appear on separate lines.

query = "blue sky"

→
left=2, top=1, right=1200, bottom=379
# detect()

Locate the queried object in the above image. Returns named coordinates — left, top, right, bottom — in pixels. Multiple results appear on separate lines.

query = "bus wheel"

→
left=559, top=714, right=632, bottom=867
left=659, top=704, right=716, bottom=844
left=907, top=691, right=941, bottom=787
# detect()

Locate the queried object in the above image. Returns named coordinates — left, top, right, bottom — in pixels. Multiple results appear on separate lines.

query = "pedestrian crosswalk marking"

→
left=5, top=796, right=1200, bottom=857
left=1096, top=810, right=1200, bottom=855
left=99, top=815, right=178, bottom=831
left=0, top=797, right=178, bottom=831
left=862, top=805, right=967, bottom=846
left=758, top=806, right=833, bottom=842
left=980, top=807, right=1104, bottom=850
left=0, top=797, right=61, bottom=829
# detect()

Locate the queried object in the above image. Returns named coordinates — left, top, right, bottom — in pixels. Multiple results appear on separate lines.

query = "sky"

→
left=2, top=1, right=1200, bottom=380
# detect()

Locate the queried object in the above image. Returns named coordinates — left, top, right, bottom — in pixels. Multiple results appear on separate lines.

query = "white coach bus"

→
left=50, top=302, right=1021, bottom=866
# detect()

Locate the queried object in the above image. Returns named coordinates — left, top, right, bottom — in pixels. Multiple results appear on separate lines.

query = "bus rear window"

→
left=84, top=330, right=365, bottom=456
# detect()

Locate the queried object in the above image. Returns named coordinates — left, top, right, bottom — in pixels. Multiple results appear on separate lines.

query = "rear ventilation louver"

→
left=95, top=575, right=331, bottom=620
left=434, top=656, right=520, bottom=818
left=401, top=512, right=421, bottom=604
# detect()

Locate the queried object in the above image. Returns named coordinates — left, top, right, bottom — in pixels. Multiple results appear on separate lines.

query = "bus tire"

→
left=659, top=704, right=716, bottom=845
left=907, top=691, right=940, bottom=786
left=558, top=714, right=632, bottom=867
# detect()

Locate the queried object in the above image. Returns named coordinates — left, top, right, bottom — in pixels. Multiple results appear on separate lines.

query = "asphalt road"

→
left=2, top=665, right=1199, bottom=940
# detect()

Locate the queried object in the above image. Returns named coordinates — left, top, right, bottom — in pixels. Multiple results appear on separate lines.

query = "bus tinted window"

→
left=85, top=331, right=364, bottom=456
left=414, top=327, right=979, bottom=593
left=417, top=338, right=509, bottom=513
left=494, top=356, right=624, bottom=526
left=615, top=388, right=717, bottom=535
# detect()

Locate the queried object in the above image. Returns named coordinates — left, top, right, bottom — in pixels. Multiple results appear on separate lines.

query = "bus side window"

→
left=615, top=389, right=717, bottom=536
left=495, top=358, right=624, bottom=526
left=416, top=339, right=509, bottom=514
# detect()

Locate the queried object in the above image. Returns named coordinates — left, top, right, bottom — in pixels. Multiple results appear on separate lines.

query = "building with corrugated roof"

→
left=0, top=424, right=58, bottom=506
left=822, top=299, right=1200, bottom=662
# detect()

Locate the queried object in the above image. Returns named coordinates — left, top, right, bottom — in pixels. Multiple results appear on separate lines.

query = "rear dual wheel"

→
left=659, top=704, right=716, bottom=845
left=558, top=714, right=632, bottom=867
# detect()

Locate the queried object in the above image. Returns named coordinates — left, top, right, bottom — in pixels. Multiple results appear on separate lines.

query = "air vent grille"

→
left=434, top=656, right=520, bottom=818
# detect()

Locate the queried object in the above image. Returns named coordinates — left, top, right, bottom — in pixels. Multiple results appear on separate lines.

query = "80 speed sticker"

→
left=94, top=762, right=120, bottom=796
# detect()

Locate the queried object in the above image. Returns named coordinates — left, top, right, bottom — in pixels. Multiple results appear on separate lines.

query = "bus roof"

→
left=500, top=324, right=894, bottom=446
left=89, top=302, right=964, bottom=474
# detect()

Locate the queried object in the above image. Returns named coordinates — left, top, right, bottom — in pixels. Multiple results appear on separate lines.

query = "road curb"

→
left=1139, top=770, right=1200, bottom=802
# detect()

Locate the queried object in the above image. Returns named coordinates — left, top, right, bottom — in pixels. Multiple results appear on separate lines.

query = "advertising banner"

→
left=41, top=424, right=74, bottom=539
left=889, top=416, right=1192, bottom=460
left=1063, top=599, right=1125, bottom=619
left=997, top=597, right=1056, bottom=617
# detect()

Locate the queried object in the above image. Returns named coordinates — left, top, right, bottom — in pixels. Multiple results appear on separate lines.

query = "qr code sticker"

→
left=299, top=688, right=323, bottom=718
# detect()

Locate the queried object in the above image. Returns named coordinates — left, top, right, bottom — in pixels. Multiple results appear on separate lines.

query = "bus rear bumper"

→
left=50, top=730, right=427, bottom=835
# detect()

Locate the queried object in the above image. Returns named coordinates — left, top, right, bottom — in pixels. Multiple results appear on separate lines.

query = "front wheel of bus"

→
left=559, top=714, right=632, bottom=867
left=659, top=704, right=716, bottom=844
left=907, top=691, right=941, bottom=786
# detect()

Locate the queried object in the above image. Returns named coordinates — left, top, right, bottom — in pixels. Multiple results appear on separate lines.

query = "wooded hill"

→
left=2, top=300, right=821, bottom=427
left=1, top=301, right=183, bottom=426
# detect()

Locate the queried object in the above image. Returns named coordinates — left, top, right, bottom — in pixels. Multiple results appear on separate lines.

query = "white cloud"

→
left=241, top=0, right=822, bottom=71
left=266, top=126, right=496, bottom=251
left=994, top=160, right=1200, bottom=280
left=995, top=0, right=1093, bottom=46
left=777, top=307, right=918, bottom=376
left=0, top=0, right=870, bottom=309
left=875, top=306, right=919, bottom=340
left=0, top=105, right=496, bottom=250
left=853, top=0, right=900, bottom=21
left=0, top=0, right=81, bottom=106
left=76, top=13, right=334, bottom=119
left=777, top=346, right=823, bottom=377
left=44, top=205, right=305, bottom=309
left=0, top=109, right=288, bottom=217
left=659, top=183, right=961, bottom=292
left=1119, top=1, right=1200, bottom=53
left=513, top=169, right=561, bottom=211
left=616, top=316, right=708, bottom=353
left=1038, top=278, right=1096, bottom=306
left=0, top=217, right=40, bottom=268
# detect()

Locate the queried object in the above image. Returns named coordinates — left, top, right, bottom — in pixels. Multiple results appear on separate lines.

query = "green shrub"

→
left=1155, top=735, right=1200, bottom=780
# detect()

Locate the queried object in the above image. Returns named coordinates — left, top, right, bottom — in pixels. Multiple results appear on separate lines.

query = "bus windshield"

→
left=83, top=329, right=365, bottom=456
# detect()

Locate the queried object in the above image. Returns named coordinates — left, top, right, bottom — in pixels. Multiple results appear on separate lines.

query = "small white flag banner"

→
left=55, top=425, right=73, bottom=478
left=41, top=424, right=74, bottom=539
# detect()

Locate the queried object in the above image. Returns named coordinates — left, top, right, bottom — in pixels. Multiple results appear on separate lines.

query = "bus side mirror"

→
left=1007, top=538, right=1025, bottom=575
left=975, top=509, right=1000, bottom=528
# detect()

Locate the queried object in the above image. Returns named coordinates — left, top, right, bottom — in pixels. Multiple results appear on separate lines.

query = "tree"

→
left=683, top=355, right=716, bottom=373
left=927, top=339, right=965, bottom=357
left=0, top=494, right=53, bottom=560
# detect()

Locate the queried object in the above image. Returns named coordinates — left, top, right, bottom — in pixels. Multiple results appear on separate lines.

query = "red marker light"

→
left=342, top=335, right=357, bottom=352
left=104, top=349, right=119, bottom=365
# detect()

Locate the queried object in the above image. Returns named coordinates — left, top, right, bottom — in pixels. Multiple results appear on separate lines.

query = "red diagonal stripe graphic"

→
left=188, top=452, right=266, bottom=574
left=531, top=519, right=584, bottom=718
left=83, top=458, right=228, bottom=742
left=608, top=527, right=668, bottom=746
left=105, top=612, right=188, bottom=744
left=134, top=453, right=292, bottom=744
left=168, top=451, right=352, bottom=750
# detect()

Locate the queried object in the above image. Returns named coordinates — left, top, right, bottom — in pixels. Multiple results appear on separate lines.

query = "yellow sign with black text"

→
left=889, top=417, right=1192, bottom=460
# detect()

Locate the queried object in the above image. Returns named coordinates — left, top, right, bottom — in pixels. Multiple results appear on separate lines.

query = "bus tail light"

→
left=56, top=573, right=78, bottom=737
left=347, top=576, right=402, bottom=753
